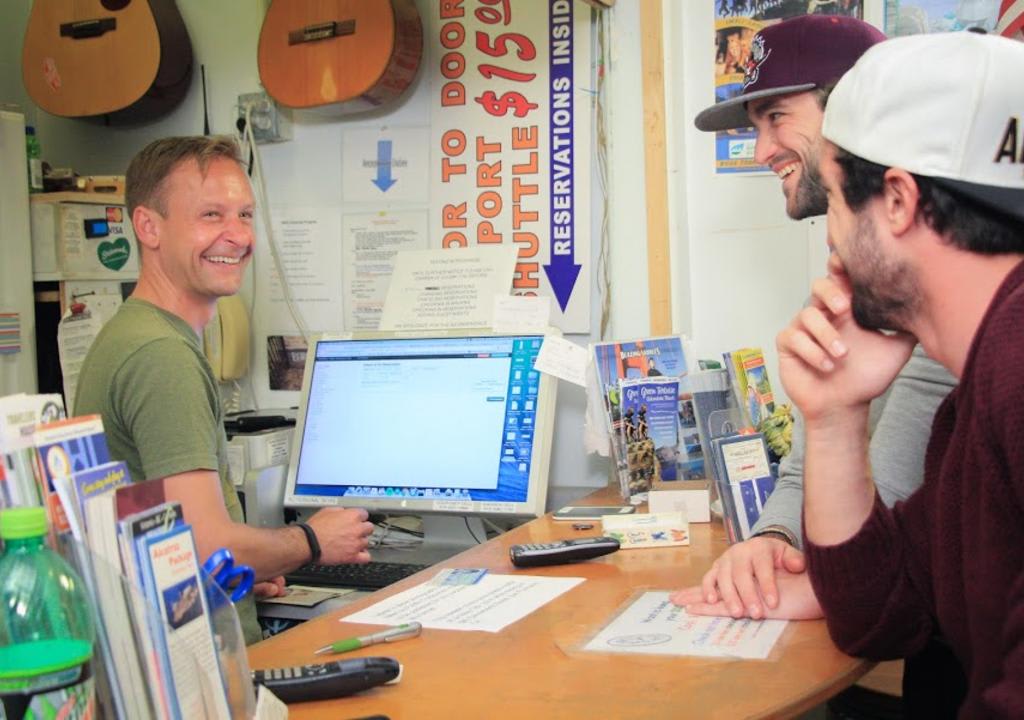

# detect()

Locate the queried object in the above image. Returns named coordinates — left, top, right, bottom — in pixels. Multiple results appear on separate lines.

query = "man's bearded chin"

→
left=788, top=151, right=828, bottom=220
left=850, top=275, right=918, bottom=334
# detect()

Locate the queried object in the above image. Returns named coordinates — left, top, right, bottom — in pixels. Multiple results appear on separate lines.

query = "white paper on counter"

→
left=343, top=573, right=584, bottom=633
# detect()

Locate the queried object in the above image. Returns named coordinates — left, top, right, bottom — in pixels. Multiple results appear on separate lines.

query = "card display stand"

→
left=64, top=542, right=257, bottom=719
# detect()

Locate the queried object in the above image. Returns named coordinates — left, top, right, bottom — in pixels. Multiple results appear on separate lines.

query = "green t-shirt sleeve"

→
left=111, top=337, right=221, bottom=481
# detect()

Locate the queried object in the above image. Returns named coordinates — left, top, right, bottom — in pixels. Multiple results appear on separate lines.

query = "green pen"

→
left=314, top=622, right=422, bottom=655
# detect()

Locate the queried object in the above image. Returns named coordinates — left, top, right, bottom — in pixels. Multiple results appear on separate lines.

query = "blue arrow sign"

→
left=544, top=250, right=582, bottom=313
left=372, top=140, right=396, bottom=192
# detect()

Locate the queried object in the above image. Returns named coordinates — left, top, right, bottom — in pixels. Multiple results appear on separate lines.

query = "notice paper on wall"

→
left=57, top=308, right=103, bottom=411
left=378, top=245, right=517, bottom=332
left=492, top=294, right=551, bottom=334
left=533, top=336, right=588, bottom=387
left=263, top=207, right=344, bottom=333
left=342, top=573, right=584, bottom=633
left=583, top=591, right=787, bottom=660
left=342, top=210, right=429, bottom=331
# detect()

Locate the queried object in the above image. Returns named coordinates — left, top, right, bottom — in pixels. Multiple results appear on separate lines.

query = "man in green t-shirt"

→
left=75, top=136, right=373, bottom=644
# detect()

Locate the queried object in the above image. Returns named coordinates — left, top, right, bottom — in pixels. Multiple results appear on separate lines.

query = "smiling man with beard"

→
left=778, top=32, right=1024, bottom=717
left=679, top=15, right=955, bottom=628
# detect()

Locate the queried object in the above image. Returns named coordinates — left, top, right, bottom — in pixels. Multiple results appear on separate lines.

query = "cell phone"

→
left=553, top=505, right=636, bottom=521
left=252, top=657, right=400, bottom=703
left=509, top=537, right=621, bottom=567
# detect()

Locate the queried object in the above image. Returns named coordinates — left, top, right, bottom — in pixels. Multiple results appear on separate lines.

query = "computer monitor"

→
left=283, top=330, right=557, bottom=557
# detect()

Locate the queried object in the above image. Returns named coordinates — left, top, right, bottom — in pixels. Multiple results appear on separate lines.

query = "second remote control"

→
left=509, top=537, right=620, bottom=567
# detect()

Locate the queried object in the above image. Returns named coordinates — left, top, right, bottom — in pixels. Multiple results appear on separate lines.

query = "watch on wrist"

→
left=295, top=522, right=322, bottom=563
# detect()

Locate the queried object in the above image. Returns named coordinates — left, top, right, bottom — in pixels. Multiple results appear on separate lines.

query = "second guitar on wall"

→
left=257, top=0, right=423, bottom=114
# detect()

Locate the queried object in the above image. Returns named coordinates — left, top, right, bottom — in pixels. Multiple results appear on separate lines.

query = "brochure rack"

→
left=65, top=542, right=257, bottom=719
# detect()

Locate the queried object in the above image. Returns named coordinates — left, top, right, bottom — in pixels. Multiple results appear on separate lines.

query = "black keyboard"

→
left=285, top=560, right=431, bottom=590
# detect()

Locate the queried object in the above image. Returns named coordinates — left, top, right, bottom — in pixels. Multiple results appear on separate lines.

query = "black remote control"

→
left=509, top=537, right=621, bottom=568
left=252, top=657, right=400, bottom=703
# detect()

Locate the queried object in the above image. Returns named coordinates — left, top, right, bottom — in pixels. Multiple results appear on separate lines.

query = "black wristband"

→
left=754, top=525, right=798, bottom=548
left=295, top=522, right=321, bottom=564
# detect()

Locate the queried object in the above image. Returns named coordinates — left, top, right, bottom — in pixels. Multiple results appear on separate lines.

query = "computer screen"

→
left=283, top=331, right=556, bottom=525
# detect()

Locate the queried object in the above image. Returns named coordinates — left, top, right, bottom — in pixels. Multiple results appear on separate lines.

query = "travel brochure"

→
left=589, top=336, right=785, bottom=541
left=619, top=377, right=680, bottom=494
left=591, top=336, right=703, bottom=500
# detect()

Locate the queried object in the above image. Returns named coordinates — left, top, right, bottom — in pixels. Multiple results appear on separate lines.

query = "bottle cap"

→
left=0, top=506, right=48, bottom=540
left=25, top=125, right=35, bottom=135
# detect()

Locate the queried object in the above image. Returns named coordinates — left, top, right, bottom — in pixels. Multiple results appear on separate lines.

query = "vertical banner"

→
left=430, top=0, right=592, bottom=333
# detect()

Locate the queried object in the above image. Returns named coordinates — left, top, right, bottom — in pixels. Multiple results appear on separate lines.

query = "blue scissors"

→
left=201, top=548, right=254, bottom=604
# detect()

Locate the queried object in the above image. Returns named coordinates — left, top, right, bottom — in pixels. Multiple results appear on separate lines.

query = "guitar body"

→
left=258, top=0, right=423, bottom=114
left=22, top=0, right=192, bottom=123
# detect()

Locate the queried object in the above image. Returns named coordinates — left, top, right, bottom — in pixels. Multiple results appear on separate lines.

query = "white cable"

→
left=225, top=380, right=243, bottom=414
left=240, top=104, right=311, bottom=343
left=595, top=10, right=612, bottom=340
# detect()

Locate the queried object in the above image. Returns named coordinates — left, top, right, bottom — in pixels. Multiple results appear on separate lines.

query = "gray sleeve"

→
left=869, top=346, right=956, bottom=505
left=750, top=345, right=956, bottom=548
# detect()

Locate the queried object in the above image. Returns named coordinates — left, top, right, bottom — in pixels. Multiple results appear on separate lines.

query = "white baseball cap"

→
left=823, top=32, right=1024, bottom=222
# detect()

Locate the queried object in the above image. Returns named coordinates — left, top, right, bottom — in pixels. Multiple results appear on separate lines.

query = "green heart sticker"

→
left=98, top=237, right=130, bottom=271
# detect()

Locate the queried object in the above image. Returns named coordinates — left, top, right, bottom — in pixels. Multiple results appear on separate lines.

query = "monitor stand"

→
left=373, top=514, right=489, bottom=566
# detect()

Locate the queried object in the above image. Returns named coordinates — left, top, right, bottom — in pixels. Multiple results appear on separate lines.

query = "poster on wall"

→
left=712, top=0, right=863, bottom=174
left=429, top=0, right=592, bottom=333
left=884, top=0, right=999, bottom=35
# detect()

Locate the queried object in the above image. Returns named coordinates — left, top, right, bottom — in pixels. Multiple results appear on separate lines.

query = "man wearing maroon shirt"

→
left=778, top=32, right=1024, bottom=717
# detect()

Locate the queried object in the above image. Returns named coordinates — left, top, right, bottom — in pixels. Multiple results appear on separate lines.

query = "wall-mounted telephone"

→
left=204, top=295, right=251, bottom=382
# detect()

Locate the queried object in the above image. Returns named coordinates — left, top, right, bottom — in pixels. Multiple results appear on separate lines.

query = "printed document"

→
left=57, top=309, right=103, bottom=412
left=379, top=245, right=517, bottom=331
left=584, top=591, right=787, bottom=659
left=343, top=573, right=584, bottom=632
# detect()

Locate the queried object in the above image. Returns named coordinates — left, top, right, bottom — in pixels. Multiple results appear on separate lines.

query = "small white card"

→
left=648, top=481, right=711, bottom=523
left=534, top=336, right=588, bottom=387
left=430, top=568, right=488, bottom=586
left=492, top=295, right=551, bottom=334
left=602, top=511, right=689, bottom=548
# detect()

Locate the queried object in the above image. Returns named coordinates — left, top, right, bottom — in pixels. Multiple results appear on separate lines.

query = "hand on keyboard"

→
left=306, top=508, right=375, bottom=564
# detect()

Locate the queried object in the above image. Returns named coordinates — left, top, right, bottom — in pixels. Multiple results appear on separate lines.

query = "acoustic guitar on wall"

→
left=22, top=0, right=193, bottom=123
left=258, top=0, right=422, bottom=114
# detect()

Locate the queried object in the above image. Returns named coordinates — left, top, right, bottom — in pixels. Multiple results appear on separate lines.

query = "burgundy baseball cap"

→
left=695, top=15, right=885, bottom=132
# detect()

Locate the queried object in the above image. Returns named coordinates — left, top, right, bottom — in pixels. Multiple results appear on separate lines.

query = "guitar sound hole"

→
left=101, top=0, right=131, bottom=10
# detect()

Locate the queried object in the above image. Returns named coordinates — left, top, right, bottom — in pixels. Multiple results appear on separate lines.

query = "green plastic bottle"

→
left=0, top=507, right=95, bottom=720
left=24, top=127, right=42, bottom=194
